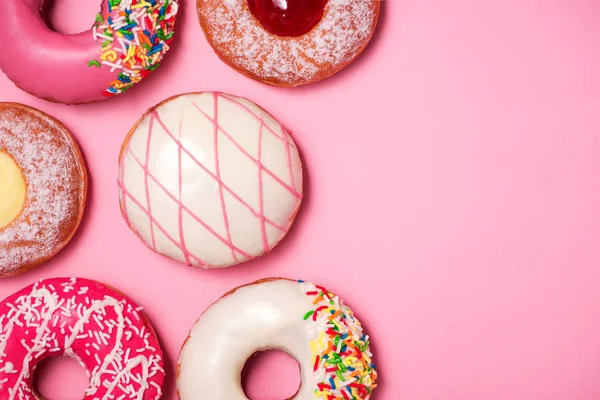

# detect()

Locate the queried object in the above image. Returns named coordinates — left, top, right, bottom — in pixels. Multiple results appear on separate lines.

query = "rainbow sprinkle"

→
left=299, top=280, right=378, bottom=399
left=89, top=0, right=178, bottom=97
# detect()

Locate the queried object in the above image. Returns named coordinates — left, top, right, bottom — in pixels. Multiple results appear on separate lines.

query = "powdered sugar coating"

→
left=0, top=104, right=86, bottom=275
left=198, top=0, right=379, bottom=86
left=0, top=277, right=164, bottom=399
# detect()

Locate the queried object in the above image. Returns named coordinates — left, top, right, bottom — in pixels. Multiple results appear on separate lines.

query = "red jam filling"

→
left=247, top=0, right=328, bottom=37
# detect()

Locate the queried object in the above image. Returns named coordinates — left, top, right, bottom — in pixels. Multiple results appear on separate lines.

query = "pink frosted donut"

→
left=0, top=0, right=178, bottom=104
left=0, top=278, right=164, bottom=399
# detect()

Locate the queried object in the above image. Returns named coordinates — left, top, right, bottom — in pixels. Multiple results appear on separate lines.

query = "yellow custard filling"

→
left=0, top=152, right=26, bottom=229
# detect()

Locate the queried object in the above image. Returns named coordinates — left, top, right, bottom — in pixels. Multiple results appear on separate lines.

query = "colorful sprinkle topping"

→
left=89, top=0, right=178, bottom=97
left=299, top=280, right=378, bottom=399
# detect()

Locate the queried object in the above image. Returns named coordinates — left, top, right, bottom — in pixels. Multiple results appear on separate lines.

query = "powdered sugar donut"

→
left=0, top=0, right=178, bottom=104
left=118, top=92, right=303, bottom=268
left=0, top=103, right=88, bottom=277
left=197, top=0, right=380, bottom=86
left=177, top=278, right=378, bottom=399
left=0, top=277, right=165, bottom=399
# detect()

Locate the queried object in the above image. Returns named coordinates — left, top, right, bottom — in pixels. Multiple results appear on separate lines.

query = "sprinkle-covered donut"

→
left=0, top=0, right=178, bottom=104
left=197, top=0, right=380, bottom=86
left=0, top=103, right=88, bottom=277
left=118, top=92, right=303, bottom=268
left=177, top=278, right=378, bottom=399
left=0, top=278, right=165, bottom=399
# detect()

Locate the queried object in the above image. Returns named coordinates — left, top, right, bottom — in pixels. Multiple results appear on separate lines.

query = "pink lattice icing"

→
left=0, top=277, right=164, bottom=399
left=118, top=92, right=303, bottom=268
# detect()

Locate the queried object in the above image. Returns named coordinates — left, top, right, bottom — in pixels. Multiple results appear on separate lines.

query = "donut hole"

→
left=34, top=355, right=89, bottom=400
left=43, top=0, right=102, bottom=34
left=247, top=0, right=328, bottom=37
left=242, top=350, right=301, bottom=400
left=0, top=151, right=26, bottom=230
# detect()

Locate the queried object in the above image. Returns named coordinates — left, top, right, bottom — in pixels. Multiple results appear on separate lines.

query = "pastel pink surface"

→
left=1, top=0, right=600, bottom=399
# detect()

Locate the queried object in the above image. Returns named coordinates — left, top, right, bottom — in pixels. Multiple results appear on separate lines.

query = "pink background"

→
left=2, top=0, right=600, bottom=398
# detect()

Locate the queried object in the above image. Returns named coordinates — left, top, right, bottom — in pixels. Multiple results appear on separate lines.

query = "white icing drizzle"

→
left=0, top=105, right=85, bottom=274
left=198, top=0, right=378, bottom=84
left=0, top=278, right=164, bottom=400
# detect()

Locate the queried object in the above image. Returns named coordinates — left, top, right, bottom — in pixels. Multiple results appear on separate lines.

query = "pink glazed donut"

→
left=0, top=278, right=164, bottom=399
left=0, top=0, right=178, bottom=104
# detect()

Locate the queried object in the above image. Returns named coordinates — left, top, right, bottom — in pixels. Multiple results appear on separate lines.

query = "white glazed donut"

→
left=177, top=278, right=378, bottom=399
left=118, top=92, right=303, bottom=268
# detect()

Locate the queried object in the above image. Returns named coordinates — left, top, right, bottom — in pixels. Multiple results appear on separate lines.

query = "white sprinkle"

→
left=99, top=332, right=109, bottom=346
left=2, top=362, right=14, bottom=373
left=34, top=349, right=46, bottom=358
left=95, top=33, right=115, bottom=42
left=93, top=314, right=104, bottom=329
left=103, top=60, right=124, bottom=72
left=338, top=377, right=356, bottom=388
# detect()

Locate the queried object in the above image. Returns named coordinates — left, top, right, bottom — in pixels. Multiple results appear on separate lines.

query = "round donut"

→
left=177, top=278, right=378, bottom=399
left=0, top=103, right=88, bottom=277
left=196, top=0, right=380, bottom=87
left=0, top=277, right=165, bottom=399
left=0, top=0, right=179, bottom=104
left=117, top=92, right=303, bottom=269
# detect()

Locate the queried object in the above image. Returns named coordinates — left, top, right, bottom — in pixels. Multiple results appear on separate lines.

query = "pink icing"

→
left=0, top=277, right=164, bottom=399
left=212, top=94, right=238, bottom=262
left=0, top=0, right=177, bottom=104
